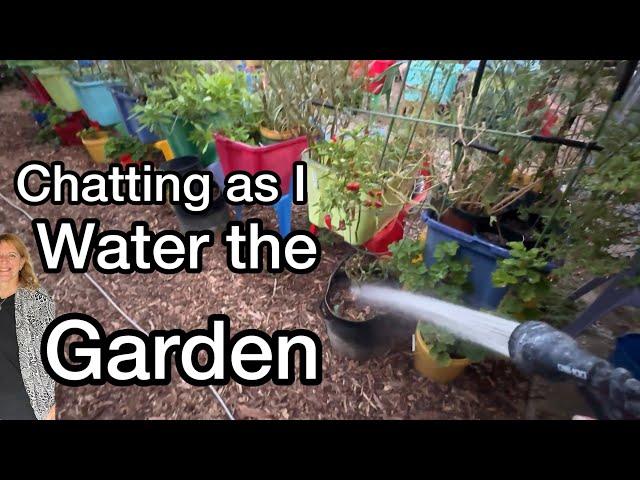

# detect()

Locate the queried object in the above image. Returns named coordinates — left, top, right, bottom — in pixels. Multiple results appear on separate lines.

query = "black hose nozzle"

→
left=509, top=321, right=640, bottom=419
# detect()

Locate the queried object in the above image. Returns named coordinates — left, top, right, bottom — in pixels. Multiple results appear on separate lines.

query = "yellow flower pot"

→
left=81, top=131, right=110, bottom=164
left=414, top=325, right=471, bottom=384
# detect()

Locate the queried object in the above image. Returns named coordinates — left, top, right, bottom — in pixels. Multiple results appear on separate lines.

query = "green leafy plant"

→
left=133, top=66, right=261, bottom=152
left=310, top=127, right=423, bottom=231
left=76, top=126, right=105, bottom=141
left=104, top=135, right=149, bottom=161
left=343, top=251, right=391, bottom=285
left=492, top=241, right=551, bottom=320
left=388, top=239, right=471, bottom=302
left=417, top=322, right=487, bottom=366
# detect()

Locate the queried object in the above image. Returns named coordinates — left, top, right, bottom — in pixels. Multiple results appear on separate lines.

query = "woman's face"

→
left=0, top=241, right=25, bottom=286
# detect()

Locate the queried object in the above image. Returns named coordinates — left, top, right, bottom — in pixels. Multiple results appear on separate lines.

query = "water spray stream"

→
left=353, top=284, right=520, bottom=357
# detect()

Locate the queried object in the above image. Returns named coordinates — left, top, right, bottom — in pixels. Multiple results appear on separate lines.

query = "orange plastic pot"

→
left=414, top=325, right=470, bottom=383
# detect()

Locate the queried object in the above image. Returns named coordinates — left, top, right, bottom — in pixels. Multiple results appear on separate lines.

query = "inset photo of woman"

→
left=0, top=233, right=56, bottom=420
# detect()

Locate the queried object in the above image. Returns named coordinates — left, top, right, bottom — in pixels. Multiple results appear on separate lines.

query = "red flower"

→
left=374, top=200, right=383, bottom=208
left=346, top=182, right=360, bottom=192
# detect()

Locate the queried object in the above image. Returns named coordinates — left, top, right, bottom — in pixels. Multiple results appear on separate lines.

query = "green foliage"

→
left=492, top=241, right=551, bottom=320
left=389, top=239, right=471, bottom=302
left=310, top=127, right=421, bottom=229
left=262, top=60, right=366, bottom=144
left=343, top=252, right=391, bottom=285
left=133, top=66, right=261, bottom=152
left=104, top=135, right=149, bottom=161
left=76, top=127, right=104, bottom=141
left=418, top=322, right=486, bottom=366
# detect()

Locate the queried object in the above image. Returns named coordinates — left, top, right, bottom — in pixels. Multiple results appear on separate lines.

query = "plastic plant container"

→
left=422, top=210, right=511, bottom=309
left=52, top=111, right=89, bottom=146
left=306, top=152, right=415, bottom=246
left=31, top=111, right=48, bottom=126
left=320, top=255, right=413, bottom=360
left=71, top=78, right=125, bottom=126
left=215, top=133, right=308, bottom=194
left=611, top=334, right=640, bottom=380
left=154, top=139, right=174, bottom=161
left=363, top=211, right=406, bottom=255
left=414, top=324, right=471, bottom=383
left=81, top=131, right=110, bottom=164
left=33, top=67, right=82, bottom=112
left=109, top=87, right=160, bottom=144
left=160, top=118, right=209, bottom=161
left=158, top=156, right=229, bottom=233
left=367, top=60, right=396, bottom=94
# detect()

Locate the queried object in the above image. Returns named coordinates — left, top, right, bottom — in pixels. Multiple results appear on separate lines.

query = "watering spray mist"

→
left=352, top=284, right=519, bottom=357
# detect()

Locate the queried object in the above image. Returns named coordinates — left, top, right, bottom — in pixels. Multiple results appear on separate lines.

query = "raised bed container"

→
left=215, top=133, right=308, bottom=194
left=110, top=87, right=160, bottom=144
left=71, top=78, right=125, bottom=126
left=422, top=210, right=510, bottom=309
left=33, top=67, right=82, bottom=112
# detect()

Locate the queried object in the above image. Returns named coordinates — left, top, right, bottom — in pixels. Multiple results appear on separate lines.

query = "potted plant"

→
left=385, top=238, right=487, bottom=382
left=77, top=124, right=110, bottom=164
left=134, top=65, right=256, bottom=167
left=32, top=61, right=82, bottom=112
left=420, top=60, right=621, bottom=310
left=105, top=61, right=197, bottom=144
left=104, top=135, right=150, bottom=166
left=306, top=127, right=424, bottom=245
left=320, top=251, right=413, bottom=360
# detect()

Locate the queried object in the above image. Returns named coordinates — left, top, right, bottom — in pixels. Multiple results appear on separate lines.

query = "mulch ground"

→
left=0, top=84, right=530, bottom=419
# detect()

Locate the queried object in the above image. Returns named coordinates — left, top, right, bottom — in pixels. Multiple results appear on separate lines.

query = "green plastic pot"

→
left=305, top=151, right=416, bottom=245
left=162, top=118, right=218, bottom=167
left=33, top=67, right=81, bottom=112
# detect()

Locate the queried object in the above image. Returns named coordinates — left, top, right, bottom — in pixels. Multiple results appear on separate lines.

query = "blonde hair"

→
left=0, top=233, right=40, bottom=290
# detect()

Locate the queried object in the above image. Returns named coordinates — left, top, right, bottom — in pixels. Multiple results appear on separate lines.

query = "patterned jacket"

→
left=15, top=287, right=56, bottom=420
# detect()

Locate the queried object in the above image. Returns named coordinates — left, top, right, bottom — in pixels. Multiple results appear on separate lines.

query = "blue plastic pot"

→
left=31, top=111, right=48, bottom=126
left=71, top=77, right=124, bottom=126
left=611, top=334, right=640, bottom=380
left=422, top=210, right=511, bottom=309
left=110, top=87, right=160, bottom=144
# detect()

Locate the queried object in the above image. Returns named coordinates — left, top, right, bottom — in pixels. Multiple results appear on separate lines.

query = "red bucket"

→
left=53, top=111, right=89, bottom=146
left=214, top=133, right=308, bottom=194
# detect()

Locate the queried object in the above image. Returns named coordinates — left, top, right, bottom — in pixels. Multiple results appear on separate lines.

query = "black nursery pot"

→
left=159, top=155, right=229, bottom=233
left=320, top=255, right=414, bottom=361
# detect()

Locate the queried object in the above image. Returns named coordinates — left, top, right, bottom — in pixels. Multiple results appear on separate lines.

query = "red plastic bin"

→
left=367, top=60, right=396, bottom=94
left=214, top=133, right=308, bottom=194
left=53, top=111, right=89, bottom=146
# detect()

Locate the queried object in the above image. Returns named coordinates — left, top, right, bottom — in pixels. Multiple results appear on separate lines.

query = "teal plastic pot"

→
left=71, top=78, right=125, bottom=126
left=162, top=118, right=218, bottom=167
left=162, top=119, right=199, bottom=157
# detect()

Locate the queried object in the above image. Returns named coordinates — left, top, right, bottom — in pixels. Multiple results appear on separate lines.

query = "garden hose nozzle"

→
left=509, top=321, right=640, bottom=419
